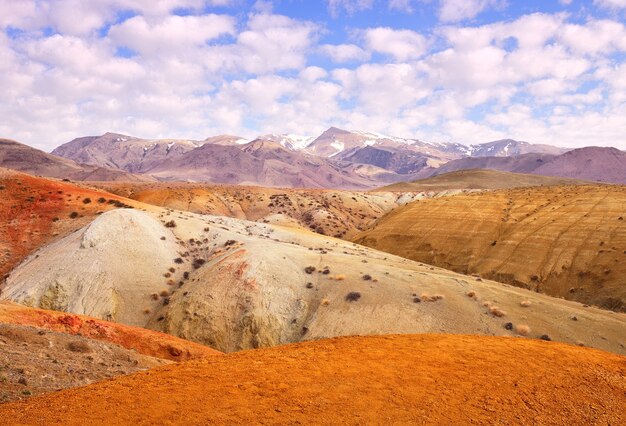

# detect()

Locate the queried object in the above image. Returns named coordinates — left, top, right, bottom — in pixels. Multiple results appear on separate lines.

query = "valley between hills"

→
left=0, top=135, right=624, bottom=424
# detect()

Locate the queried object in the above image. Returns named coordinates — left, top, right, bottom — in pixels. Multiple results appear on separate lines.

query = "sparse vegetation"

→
left=192, top=258, right=206, bottom=269
left=489, top=306, right=506, bottom=317
left=540, top=334, right=552, bottom=341
left=69, top=212, right=79, bottom=219
left=67, top=341, right=91, bottom=353
left=82, top=197, right=91, bottom=204
left=345, top=292, right=361, bottom=302
left=164, top=220, right=177, bottom=228
left=304, top=266, right=316, bottom=274
left=362, top=274, right=372, bottom=281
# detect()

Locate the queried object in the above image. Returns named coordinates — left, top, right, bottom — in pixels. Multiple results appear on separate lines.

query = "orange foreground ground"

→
left=2, top=334, right=624, bottom=425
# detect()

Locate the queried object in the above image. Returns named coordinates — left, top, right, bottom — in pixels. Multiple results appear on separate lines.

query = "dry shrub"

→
left=520, top=300, right=532, bottom=307
left=67, top=341, right=91, bottom=353
left=489, top=306, right=507, bottom=317
left=143, top=308, right=151, bottom=314
left=159, top=290, right=170, bottom=297
left=321, top=299, right=330, bottom=306
left=515, top=324, right=531, bottom=336
left=421, top=293, right=444, bottom=302
left=482, top=301, right=492, bottom=308
left=333, top=274, right=346, bottom=281
left=466, top=291, right=476, bottom=298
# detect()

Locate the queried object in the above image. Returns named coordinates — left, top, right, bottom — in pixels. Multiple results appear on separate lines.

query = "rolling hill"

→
left=355, top=184, right=626, bottom=311
left=1, top=334, right=623, bottom=424
left=2, top=206, right=624, bottom=355
left=378, top=169, right=591, bottom=192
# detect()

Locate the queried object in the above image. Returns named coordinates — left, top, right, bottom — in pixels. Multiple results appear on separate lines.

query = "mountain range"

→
left=0, top=128, right=624, bottom=187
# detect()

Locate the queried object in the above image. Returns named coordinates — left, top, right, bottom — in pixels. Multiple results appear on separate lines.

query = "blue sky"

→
left=1, top=0, right=625, bottom=150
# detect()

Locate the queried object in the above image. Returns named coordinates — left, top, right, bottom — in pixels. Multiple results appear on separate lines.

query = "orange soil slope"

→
left=0, top=302, right=220, bottom=361
left=3, top=334, right=624, bottom=425
left=0, top=168, right=134, bottom=278
left=356, top=184, right=626, bottom=311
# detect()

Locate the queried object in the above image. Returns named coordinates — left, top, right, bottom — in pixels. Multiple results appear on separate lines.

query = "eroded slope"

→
left=356, top=184, right=626, bottom=311
left=3, top=208, right=625, bottom=355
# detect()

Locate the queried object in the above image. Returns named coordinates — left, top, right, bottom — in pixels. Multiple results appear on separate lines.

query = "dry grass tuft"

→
left=489, top=306, right=507, bottom=317
left=421, top=293, right=445, bottom=302
left=520, top=300, right=532, bottom=307
left=321, top=299, right=330, bottom=306
left=333, top=274, right=346, bottom=281
left=466, top=291, right=476, bottom=298
left=515, top=324, right=531, bottom=336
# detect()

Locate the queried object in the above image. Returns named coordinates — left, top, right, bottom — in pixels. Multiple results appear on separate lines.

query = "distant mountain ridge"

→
left=3, top=127, right=623, bottom=187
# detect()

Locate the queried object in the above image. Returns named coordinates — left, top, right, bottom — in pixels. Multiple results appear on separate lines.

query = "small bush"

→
left=69, top=212, right=79, bottom=219
left=362, top=274, right=372, bottom=281
left=164, top=220, right=177, bottom=228
left=321, top=299, right=330, bottom=306
left=174, top=258, right=183, bottom=264
left=97, top=197, right=106, bottom=203
left=305, top=282, right=314, bottom=289
left=539, top=334, right=551, bottom=341
left=515, top=324, right=531, bottom=336
left=345, top=292, right=361, bottom=302
left=159, top=290, right=170, bottom=297
left=322, top=268, right=330, bottom=275
left=489, top=306, right=506, bottom=317
left=304, top=266, right=316, bottom=274
left=224, top=240, right=237, bottom=246
left=150, top=293, right=159, bottom=301
left=421, top=293, right=444, bottom=302
left=466, top=291, right=476, bottom=298
left=82, top=197, right=91, bottom=204
left=192, top=258, right=206, bottom=269
left=183, top=271, right=190, bottom=280
left=504, top=322, right=513, bottom=330
left=413, top=297, right=421, bottom=303
left=67, top=341, right=91, bottom=353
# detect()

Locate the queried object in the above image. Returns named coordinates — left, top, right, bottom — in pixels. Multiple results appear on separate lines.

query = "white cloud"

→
left=108, top=14, right=235, bottom=56
left=594, top=0, right=626, bottom=9
left=320, top=43, right=370, bottom=62
left=362, top=27, right=428, bottom=61
left=438, top=0, right=506, bottom=23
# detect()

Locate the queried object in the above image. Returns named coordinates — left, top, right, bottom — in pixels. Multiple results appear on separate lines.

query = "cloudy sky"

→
left=1, top=0, right=626, bottom=151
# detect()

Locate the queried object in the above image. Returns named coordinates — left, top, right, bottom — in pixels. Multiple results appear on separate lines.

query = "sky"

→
left=1, top=0, right=626, bottom=151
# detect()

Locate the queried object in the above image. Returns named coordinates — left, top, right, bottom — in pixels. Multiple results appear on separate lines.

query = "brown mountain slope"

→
left=533, top=146, right=626, bottom=183
left=355, top=184, right=626, bottom=311
left=1, top=334, right=624, bottom=425
left=0, top=138, right=149, bottom=181
left=51, top=132, right=201, bottom=173
left=145, top=139, right=399, bottom=189
left=377, top=169, right=591, bottom=192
